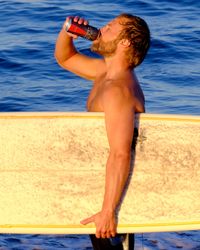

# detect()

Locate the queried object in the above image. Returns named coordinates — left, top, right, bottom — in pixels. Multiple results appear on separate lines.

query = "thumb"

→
left=80, top=215, right=95, bottom=225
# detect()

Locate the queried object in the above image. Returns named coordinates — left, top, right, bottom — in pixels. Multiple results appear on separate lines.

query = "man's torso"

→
left=87, top=68, right=145, bottom=113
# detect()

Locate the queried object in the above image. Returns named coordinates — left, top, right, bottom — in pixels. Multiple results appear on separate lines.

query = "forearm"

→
left=54, top=28, right=77, bottom=64
left=102, top=151, right=131, bottom=213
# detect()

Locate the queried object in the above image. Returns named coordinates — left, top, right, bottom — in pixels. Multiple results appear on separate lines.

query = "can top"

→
left=64, top=19, right=72, bottom=30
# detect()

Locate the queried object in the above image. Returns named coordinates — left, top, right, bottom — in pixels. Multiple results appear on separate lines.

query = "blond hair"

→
left=118, top=13, right=150, bottom=68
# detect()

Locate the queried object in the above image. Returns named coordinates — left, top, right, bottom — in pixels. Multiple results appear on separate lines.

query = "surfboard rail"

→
left=1, top=222, right=200, bottom=235
left=0, top=111, right=200, bottom=121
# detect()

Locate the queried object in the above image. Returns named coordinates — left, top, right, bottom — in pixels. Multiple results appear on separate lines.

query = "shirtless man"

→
left=55, top=13, right=150, bottom=249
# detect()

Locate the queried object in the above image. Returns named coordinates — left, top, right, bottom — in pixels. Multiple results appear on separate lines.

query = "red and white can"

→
left=64, top=18, right=100, bottom=41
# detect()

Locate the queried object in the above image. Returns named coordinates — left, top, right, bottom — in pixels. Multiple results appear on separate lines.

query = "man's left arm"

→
left=81, top=85, right=135, bottom=238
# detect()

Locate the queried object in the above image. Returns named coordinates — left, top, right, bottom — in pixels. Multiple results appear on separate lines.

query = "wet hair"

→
left=117, top=13, right=151, bottom=68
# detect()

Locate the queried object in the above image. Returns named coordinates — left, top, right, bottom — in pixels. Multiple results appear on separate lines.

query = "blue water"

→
left=0, top=0, right=199, bottom=249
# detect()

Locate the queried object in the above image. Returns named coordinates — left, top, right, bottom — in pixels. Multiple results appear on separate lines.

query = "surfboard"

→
left=0, top=112, right=199, bottom=234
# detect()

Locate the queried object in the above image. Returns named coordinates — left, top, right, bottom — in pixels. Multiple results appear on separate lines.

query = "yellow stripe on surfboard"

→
left=1, top=221, right=200, bottom=234
left=0, top=112, right=200, bottom=122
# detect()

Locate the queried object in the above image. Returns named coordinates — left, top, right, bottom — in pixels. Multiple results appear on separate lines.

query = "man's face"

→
left=91, top=18, right=123, bottom=57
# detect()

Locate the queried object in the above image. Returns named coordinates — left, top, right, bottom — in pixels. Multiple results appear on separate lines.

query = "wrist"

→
left=101, top=207, right=116, bottom=215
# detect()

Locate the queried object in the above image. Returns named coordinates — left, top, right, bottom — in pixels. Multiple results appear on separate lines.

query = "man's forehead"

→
left=108, top=18, right=124, bottom=27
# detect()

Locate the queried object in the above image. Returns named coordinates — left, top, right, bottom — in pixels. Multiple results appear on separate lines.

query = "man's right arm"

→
left=54, top=18, right=103, bottom=81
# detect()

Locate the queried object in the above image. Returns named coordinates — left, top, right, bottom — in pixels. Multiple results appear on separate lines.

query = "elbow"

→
left=54, top=51, right=68, bottom=70
left=54, top=50, right=64, bottom=66
left=108, top=150, right=131, bottom=175
left=54, top=49, right=77, bottom=69
left=54, top=45, right=67, bottom=66
left=110, top=150, right=131, bottom=163
left=54, top=49, right=60, bottom=64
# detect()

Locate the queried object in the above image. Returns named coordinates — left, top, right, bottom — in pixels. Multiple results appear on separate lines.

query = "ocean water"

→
left=0, top=0, right=199, bottom=249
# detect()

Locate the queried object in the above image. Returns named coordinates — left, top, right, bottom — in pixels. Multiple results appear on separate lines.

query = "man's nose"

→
left=100, top=27, right=104, bottom=34
left=100, top=24, right=108, bottom=33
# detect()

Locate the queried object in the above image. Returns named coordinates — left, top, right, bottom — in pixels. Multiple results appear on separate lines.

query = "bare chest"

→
left=86, top=73, right=145, bottom=113
left=86, top=78, right=105, bottom=112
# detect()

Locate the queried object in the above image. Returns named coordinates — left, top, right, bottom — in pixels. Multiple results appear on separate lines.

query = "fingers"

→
left=65, top=16, right=88, bottom=25
left=63, top=16, right=88, bottom=39
left=81, top=212, right=117, bottom=239
left=95, top=229, right=101, bottom=238
left=80, top=215, right=94, bottom=225
left=73, top=16, right=88, bottom=25
left=95, top=229, right=108, bottom=239
left=111, top=230, right=116, bottom=237
left=95, top=228, right=116, bottom=239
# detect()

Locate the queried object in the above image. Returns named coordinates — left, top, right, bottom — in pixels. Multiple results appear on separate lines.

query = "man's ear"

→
left=119, top=39, right=131, bottom=47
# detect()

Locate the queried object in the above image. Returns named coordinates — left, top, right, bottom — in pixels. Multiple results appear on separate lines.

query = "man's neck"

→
left=104, top=53, right=131, bottom=79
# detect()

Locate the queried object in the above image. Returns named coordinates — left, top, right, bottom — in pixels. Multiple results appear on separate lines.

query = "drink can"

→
left=65, top=18, right=100, bottom=41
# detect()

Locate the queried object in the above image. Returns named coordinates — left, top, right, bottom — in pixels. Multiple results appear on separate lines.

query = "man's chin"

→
left=91, top=42, right=117, bottom=57
left=91, top=44, right=101, bottom=54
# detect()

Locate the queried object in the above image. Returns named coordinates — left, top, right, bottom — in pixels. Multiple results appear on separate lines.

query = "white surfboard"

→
left=0, top=112, right=199, bottom=234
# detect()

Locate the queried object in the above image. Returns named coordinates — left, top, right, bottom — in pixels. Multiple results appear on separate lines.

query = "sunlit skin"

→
left=55, top=16, right=145, bottom=239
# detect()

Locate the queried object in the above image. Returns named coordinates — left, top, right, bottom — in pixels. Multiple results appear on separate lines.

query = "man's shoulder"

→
left=102, top=81, right=134, bottom=107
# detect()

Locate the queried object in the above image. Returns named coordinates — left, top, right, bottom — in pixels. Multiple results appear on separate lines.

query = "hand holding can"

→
left=64, top=16, right=100, bottom=41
